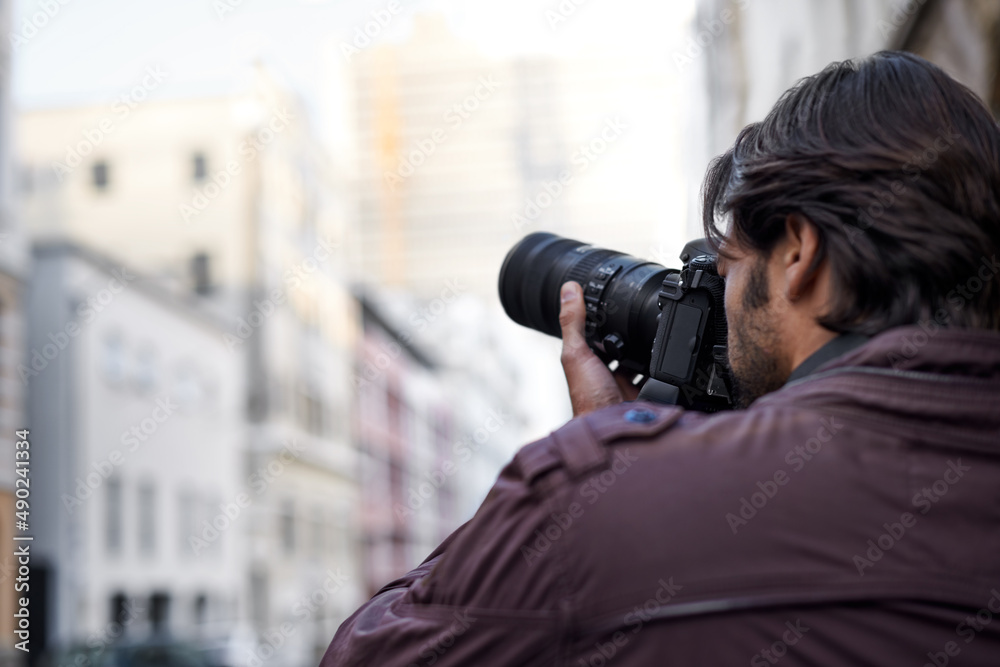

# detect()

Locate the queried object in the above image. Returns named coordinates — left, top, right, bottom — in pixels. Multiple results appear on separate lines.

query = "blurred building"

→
left=349, top=14, right=552, bottom=297
left=346, top=14, right=690, bottom=300
left=0, top=0, right=29, bottom=663
left=682, top=0, right=1000, bottom=237
left=354, top=295, right=454, bottom=593
left=342, top=12, right=695, bottom=450
left=26, top=242, right=243, bottom=650
left=893, top=0, right=1000, bottom=113
left=354, top=291, right=521, bottom=596
left=17, top=66, right=364, bottom=664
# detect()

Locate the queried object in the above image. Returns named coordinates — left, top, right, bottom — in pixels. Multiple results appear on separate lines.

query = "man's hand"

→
left=559, top=281, right=641, bottom=417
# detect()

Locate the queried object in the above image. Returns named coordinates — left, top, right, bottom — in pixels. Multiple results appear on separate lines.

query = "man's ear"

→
left=781, top=213, right=823, bottom=301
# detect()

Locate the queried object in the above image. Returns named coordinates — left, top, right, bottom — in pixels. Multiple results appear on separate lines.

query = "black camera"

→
left=498, top=233, right=733, bottom=411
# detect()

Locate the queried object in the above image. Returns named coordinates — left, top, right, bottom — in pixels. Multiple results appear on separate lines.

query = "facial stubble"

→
left=727, top=257, right=788, bottom=409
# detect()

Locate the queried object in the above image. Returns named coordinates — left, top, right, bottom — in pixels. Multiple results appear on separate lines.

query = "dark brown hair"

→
left=702, top=51, right=1000, bottom=334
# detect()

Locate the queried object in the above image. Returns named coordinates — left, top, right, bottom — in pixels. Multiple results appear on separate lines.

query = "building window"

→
left=133, top=345, right=158, bottom=394
left=92, top=161, right=109, bottom=190
left=310, top=507, right=324, bottom=558
left=149, top=592, right=170, bottom=634
left=297, top=385, right=324, bottom=436
left=179, top=492, right=195, bottom=557
left=102, top=333, right=126, bottom=387
left=250, top=569, right=268, bottom=631
left=203, top=497, right=222, bottom=558
left=173, top=363, right=204, bottom=410
left=106, top=477, right=122, bottom=555
left=192, top=153, right=207, bottom=182
left=194, top=594, right=208, bottom=627
left=387, top=384, right=402, bottom=434
left=190, top=252, right=212, bottom=295
left=138, top=483, right=156, bottom=556
left=110, top=593, right=128, bottom=626
left=281, top=500, right=295, bottom=555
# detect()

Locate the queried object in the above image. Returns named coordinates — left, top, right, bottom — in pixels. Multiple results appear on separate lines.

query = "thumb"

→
left=558, top=281, right=624, bottom=417
left=558, top=282, right=587, bottom=357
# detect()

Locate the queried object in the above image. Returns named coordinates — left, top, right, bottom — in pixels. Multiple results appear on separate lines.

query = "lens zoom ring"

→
left=564, top=249, right=616, bottom=290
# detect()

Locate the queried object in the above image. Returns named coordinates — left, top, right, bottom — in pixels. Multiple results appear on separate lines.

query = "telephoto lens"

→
left=498, top=232, right=670, bottom=376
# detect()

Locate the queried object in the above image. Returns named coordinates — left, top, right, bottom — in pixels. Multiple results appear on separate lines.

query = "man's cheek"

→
left=723, top=280, right=744, bottom=338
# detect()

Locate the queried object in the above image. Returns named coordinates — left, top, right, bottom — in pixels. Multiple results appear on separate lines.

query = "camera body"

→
left=499, top=233, right=733, bottom=411
left=640, top=240, right=732, bottom=410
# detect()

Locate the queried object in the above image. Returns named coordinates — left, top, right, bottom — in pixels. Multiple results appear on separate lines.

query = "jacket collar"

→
left=783, top=333, right=871, bottom=385
left=757, top=326, right=1000, bottom=445
left=807, top=325, right=1000, bottom=380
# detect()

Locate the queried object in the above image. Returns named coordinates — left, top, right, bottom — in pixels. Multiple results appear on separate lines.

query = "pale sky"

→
left=12, top=0, right=694, bottom=110
left=11, top=0, right=699, bottom=250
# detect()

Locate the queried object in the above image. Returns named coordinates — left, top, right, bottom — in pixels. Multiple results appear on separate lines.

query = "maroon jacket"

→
left=321, top=325, right=1000, bottom=666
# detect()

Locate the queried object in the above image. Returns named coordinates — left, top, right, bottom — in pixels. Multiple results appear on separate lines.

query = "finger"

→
left=559, top=281, right=600, bottom=414
left=558, top=282, right=588, bottom=358
left=560, top=282, right=626, bottom=416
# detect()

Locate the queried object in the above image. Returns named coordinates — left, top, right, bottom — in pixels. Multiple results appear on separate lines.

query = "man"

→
left=321, top=51, right=1000, bottom=665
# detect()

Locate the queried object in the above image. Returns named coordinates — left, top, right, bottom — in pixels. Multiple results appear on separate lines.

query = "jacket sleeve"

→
left=319, top=436, right=571, bottom=667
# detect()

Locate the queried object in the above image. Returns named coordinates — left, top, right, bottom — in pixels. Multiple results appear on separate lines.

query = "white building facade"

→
left=26, top=242, right=244, bottom=648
